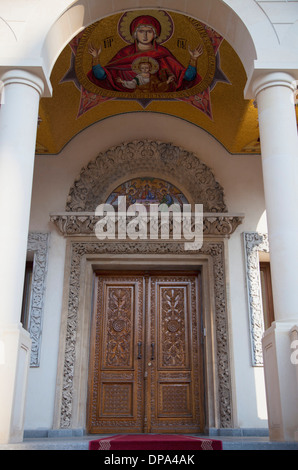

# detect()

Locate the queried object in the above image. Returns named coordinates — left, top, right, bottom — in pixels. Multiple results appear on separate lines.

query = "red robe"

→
left=87, top=41, right=201, bottom=93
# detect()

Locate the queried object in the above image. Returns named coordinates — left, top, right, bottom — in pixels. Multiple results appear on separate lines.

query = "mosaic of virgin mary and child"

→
left=87, top=14, right=203, bottom=94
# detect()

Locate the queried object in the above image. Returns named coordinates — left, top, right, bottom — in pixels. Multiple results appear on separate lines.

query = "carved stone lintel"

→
left=243, top=232, right=269, bottom=367
left=50, top=212, right=243, bottom=239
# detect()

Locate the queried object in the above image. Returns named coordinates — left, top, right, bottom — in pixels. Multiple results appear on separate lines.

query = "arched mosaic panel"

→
left=106, top=177, right=189, bottom=208
left=66, top=140, right=227, bottom=213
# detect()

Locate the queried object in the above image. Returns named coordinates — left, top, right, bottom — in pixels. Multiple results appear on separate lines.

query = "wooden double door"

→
left=87, top=271, right=205, bottom=434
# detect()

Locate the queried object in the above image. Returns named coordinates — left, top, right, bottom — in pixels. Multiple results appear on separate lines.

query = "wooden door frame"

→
left=53, top=241, right=234, bottom=433
left=87, top=270, right=205, bottom=434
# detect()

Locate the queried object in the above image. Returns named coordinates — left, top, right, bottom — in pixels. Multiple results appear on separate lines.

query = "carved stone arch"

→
left=66, top=140, right=227, bottom=213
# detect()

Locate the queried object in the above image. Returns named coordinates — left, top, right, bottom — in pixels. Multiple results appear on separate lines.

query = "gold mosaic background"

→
left=36, top=10, right=260, bottom=155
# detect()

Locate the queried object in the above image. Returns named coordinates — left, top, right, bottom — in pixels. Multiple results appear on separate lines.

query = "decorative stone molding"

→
left=50, top=212, right=243, bottom=238
left=65, top=140, right=227, bottom=213
left=55, top=141, right=237, bottom=430
left=27, top=233, right=49, bottom=367
left=58, top=240, right=232, bottom=430
left=243, top=232, right=269, bottom=367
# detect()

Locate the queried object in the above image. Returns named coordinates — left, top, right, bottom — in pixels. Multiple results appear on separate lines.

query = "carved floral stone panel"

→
left=244, top=232, right=269, bottom=367
left=27, top=233, right=49, bottom=367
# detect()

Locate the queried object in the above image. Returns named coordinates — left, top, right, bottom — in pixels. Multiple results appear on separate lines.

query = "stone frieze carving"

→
left=243, top=232, right=269, bottom=366
left=50, top=212, right=243, bottom=238
left=65, top=140, right=227, bottom=213
left=59, top=241, right=232, bottom=430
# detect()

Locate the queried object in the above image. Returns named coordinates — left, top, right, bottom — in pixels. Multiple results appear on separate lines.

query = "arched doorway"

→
left=51, top=140, right=243, bottom=432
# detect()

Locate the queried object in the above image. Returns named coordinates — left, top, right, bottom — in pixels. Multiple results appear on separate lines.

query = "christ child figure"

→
left=116, top=57, right=175, bottom=92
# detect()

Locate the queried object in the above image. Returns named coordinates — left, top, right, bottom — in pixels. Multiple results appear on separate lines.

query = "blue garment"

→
left=92, top=64, right=196, bottom=82
left=92, top=65, right=106, bottom=80
left=183, top=65, right=197, bottom=81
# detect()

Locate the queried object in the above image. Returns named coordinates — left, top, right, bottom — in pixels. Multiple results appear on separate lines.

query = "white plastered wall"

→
left=25, top=112, right=267, bottom=431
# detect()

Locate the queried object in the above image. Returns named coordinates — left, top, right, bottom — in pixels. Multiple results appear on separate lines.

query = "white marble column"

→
left=0, top=69, right=44, bottom=443
left=253, top=72, right=298, bottom=441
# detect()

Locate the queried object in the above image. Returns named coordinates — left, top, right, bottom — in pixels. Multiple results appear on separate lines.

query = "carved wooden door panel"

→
left=88, top=274, right=145, bottom=433
left=146, top=274, right=204, bottom=433
left=88, top=272, right=204, bottom=434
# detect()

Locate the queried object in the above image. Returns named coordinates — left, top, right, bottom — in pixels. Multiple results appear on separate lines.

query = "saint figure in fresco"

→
left=87, top=14, right=203, bottom=93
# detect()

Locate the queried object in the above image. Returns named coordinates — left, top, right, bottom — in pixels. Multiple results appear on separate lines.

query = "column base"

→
left=262, top=321, right=298, bottom=441
left=0, top=323, right=31, bottom=444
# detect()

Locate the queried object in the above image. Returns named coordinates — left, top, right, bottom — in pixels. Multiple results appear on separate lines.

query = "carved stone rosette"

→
left=243, top=232, right=269, bottom=366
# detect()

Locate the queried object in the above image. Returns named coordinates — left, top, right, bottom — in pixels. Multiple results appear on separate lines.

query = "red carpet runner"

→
left=89, top=434, right=222, bottom=450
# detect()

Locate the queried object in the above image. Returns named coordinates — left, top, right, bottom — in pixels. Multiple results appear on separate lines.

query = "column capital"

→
left=0, top=69, right=45, bottom=97
left=251, top=72, right=296, bottom=98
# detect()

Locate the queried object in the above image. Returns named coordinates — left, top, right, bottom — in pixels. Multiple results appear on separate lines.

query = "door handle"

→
left=137, top=342, right=142, bottom=359
left=151, top=342, right=155, bottom=361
